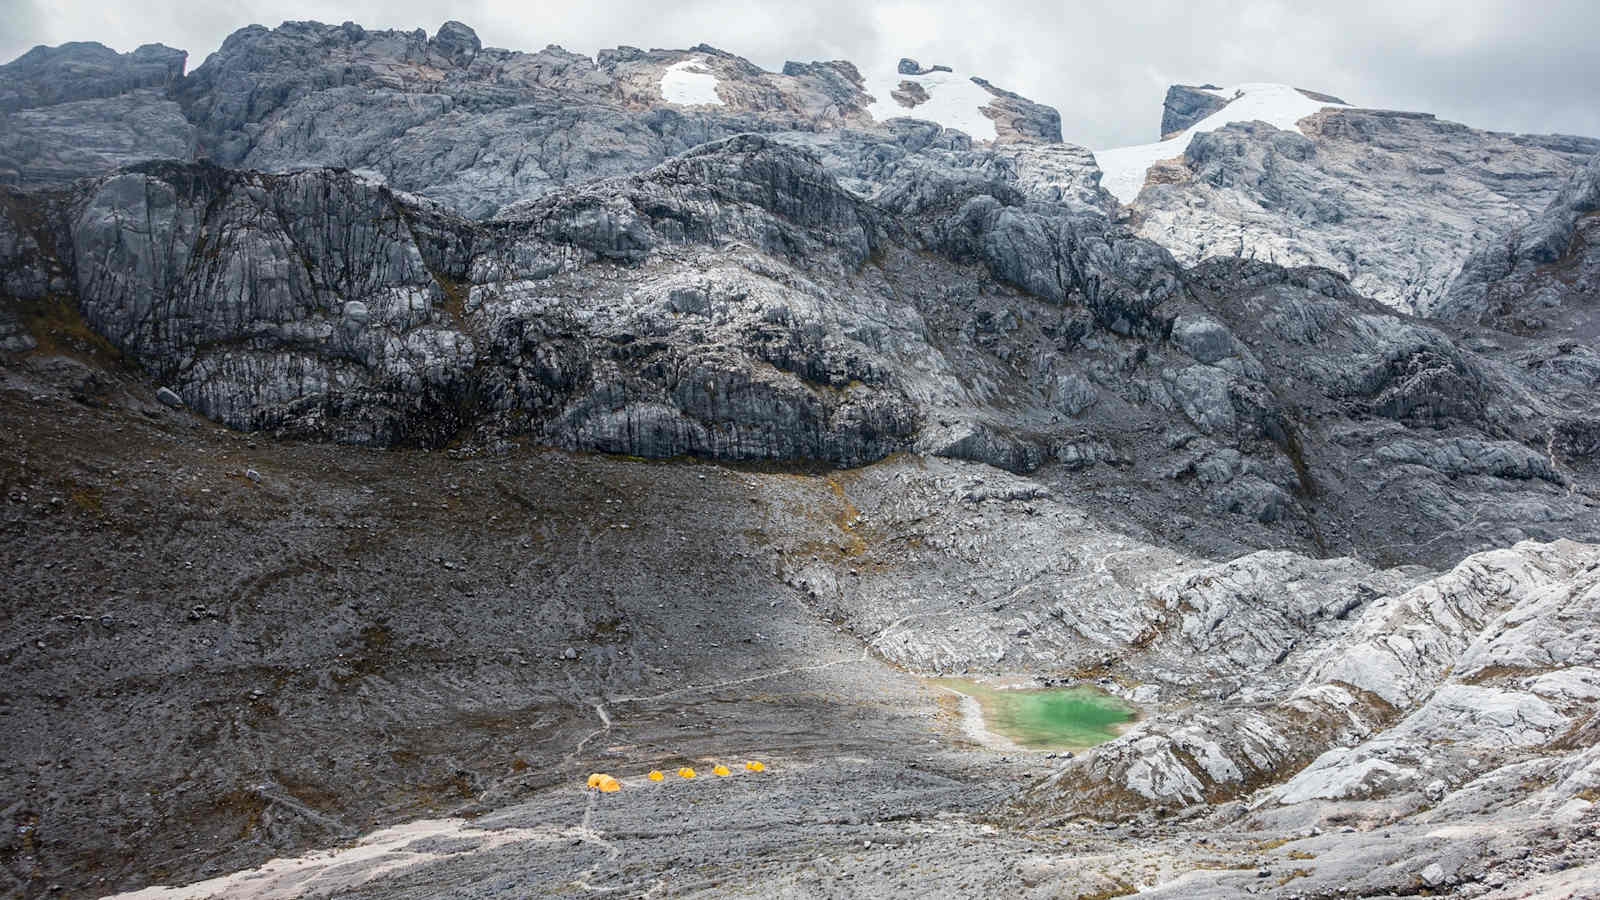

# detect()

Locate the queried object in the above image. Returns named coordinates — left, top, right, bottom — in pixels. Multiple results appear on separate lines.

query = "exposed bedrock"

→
left=0, top=133, right=1170, bottom=464
left=0, top=20, right=1069, bottom=214
left=1127, top=110, right=1600, bottom=313
left=1159, top=84, right=1228, bottom=138
left=1016, top=539, right=1600, bottom=822
left=1432, top=153, right=1600, bottom=331
left=4, top=134, right=1598, bottom=563
left=0, top=41, right=186, bottom=113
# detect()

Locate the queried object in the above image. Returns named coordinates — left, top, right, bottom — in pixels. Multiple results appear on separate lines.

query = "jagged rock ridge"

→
left=1, top=21, right=1061, bottom=218
left=1106, top=83, right=1600, bottom=312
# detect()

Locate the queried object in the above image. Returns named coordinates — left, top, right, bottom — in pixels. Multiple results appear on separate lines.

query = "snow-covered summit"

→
left=1095, top=83, right=1351, bottom=204
left=861, top=61, right=999, bottom=142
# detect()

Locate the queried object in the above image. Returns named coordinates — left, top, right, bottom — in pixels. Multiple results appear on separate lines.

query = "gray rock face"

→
left=0, top=41, right=194, bottom=188
left=0, top=90, right=195, bottom=188
left=1161, top=83, right=1350, bottom=139
left=7, top=137, right=1171, bottom=465
left=1018, top=539, right=1600, bottom=818
left=0, top=23, right=1066, bottom=218
left=776, top=128, right=1109, bottom=216
left=7, top=124, right=1598, bottom=550
left=1431, top=152, right=1600, bottom=332
left=0, top=41, right=186, bottom=112
left=969, top=75, right=1063, bottom=144
left=897, top=58, right=952, bottom=76
left=1, top=29, right=1596, bottom=568
left=62, top=162, right=483, bottom=446
left=0, top=30, right=1594, bottom=594
left=153, top=21, right=1060, bottom=218
left=427, top=20, right=481, bottom=68
left=1128, top=108, right=1600, bottom=311
left=1159, top=84, right=1228, bottom=137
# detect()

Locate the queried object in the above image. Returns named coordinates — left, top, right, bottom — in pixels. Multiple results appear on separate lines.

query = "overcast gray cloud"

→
left=3, top=0, right=1597, bottom=148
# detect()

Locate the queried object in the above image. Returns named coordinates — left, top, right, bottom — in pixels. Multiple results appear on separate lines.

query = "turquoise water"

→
left=936, top=678, right=1135, bottom=749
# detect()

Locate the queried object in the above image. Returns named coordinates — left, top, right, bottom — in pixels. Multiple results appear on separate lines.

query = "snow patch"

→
left=1095, top=83, right=1350, bottom=204
left=660, top=57, right=724, bottom=106
left=862, top=64, right=998, bottom=142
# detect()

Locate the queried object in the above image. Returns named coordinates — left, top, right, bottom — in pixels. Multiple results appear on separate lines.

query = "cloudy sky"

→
left=4, top=0, right=1597, bottom=148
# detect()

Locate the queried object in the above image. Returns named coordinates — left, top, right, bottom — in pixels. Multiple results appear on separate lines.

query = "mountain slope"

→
left=4, top=133, right=1597, bottom=571
left=1432, top=152, right=1600, bottom=332
left=2, top=18, right=1600, bottom=900
left=1105, top=92, right=1600, bottom=312
left=1096, top=82, right=1350, bottom=204
left=1, top=21, right=1060, bottom=219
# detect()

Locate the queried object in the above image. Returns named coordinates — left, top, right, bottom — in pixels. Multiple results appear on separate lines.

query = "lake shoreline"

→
left=932, top=676, right=1138, bottom=752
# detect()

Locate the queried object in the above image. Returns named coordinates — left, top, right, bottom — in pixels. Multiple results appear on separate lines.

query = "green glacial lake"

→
left=936, top=678, right=1136, bottom=749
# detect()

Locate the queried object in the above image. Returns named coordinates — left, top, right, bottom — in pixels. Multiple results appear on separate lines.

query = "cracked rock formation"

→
left=1431, top=152, right=1600, bottom=333
left=0, top=40, right=186, bottom=112
left=4, top=131, right=1597, bottom=564
left=1125, top=109, right=1600, bottom=312
left=0, top=42, right=192, bottom=188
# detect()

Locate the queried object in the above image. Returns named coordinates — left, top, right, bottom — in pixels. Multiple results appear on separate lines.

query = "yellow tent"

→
left=648, top=770, right=664, bottom=781
left=713, top=764, right=731, bottom=776
left=677, top=767, right=697, bottom=779
left=597, top=775, right=621, bottom=793
left=744, top=761, right=765, bottom=772
left=586, top=773, right=607, bottom=788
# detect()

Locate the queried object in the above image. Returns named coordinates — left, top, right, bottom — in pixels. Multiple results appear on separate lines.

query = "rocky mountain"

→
left=0, top=41, right=187, bottom=113
left=1, top=18, right=1598, bottom=900
left=1159, top=84, right=1230, bottom=137
left=2, top=21, right=1059, bottom=217
left=1430, top=153, right=1600, bottom=332
left=1099, top=83, right=1600, bottom=313
left=0, top=42, right=193, bottom=189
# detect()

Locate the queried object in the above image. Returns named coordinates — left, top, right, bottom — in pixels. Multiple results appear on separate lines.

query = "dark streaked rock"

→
left=1159, top=83, right=1228, bottom=138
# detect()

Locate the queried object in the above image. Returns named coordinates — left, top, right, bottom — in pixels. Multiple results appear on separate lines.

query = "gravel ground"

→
left=0, top=354, right=1038, bottom=898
